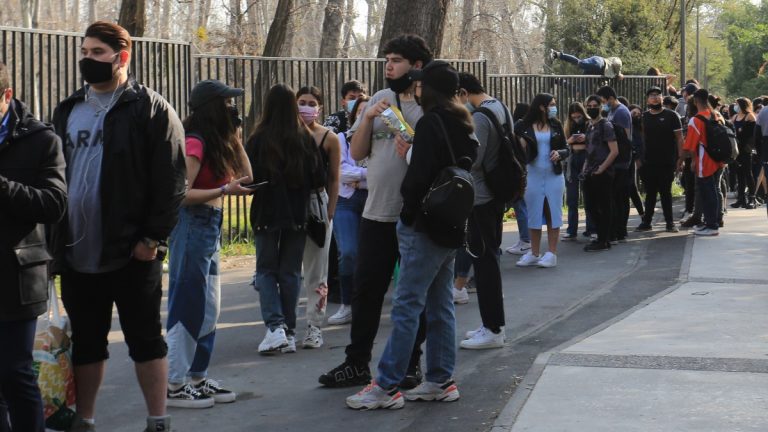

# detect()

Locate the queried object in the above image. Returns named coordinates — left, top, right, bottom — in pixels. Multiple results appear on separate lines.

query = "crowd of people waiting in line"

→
left=3, top=20, right=768, bottom=432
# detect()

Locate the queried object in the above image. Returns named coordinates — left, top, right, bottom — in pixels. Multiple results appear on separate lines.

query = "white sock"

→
left=168, top=382, right=184, bottom=391
left=190, top=377, right=205, bottom=385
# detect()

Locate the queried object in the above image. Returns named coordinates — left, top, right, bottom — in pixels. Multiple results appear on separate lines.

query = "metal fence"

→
left=488, top=74, right=667, bottom=121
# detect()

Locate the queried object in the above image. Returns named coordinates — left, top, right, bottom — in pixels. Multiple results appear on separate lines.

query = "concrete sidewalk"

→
left=493, top=208, right=768, bottom=431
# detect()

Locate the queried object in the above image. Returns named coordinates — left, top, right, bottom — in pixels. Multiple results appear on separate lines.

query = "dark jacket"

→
left=515, top=119, right=568, bottom=175
left=400, top=109, right=478, bottom=248
left=245, top=132, right=320, bottom=232
left=50, top=79, right=186, bottom=272
left=0, top=99, right=67, bottom=321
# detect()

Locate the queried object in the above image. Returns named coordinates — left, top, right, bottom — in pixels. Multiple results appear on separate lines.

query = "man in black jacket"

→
left=0, top=60, right=67, bottom=432
left=51, top=22, right=185, bottom=432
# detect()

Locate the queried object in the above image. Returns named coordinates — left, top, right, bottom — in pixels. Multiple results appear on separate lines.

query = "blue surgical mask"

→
left=734, top=105, right=740, bottom=114
left=548, top=106, right=558, bottom=119
left=346, top=99, right=357, bottom=114
left=601, top=104, right=611, bottom=113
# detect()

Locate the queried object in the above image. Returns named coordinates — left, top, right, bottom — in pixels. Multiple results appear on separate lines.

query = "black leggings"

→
left=468, top=200, right=505, bottom=332
left=734, top=154, right=756, bottom=203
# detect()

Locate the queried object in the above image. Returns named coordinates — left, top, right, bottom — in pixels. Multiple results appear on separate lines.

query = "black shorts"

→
left=61, top=259, right=167, bottom=365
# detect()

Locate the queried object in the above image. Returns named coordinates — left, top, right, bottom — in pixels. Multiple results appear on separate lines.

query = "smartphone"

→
left=242, top=181, right=268, bottom=190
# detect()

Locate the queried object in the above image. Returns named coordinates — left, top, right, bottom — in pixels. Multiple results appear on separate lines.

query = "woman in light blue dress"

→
left=513, top=93, right=569, bottom=268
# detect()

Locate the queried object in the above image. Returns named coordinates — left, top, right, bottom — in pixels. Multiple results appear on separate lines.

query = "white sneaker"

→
left=464, top=325, right=484, bottom=339
left=403, top=380, right=460, bottom=402
left=516, top=251, right=540, bottom=267
left=258, top=327, right=288, bottom=354
left=453, top=287, right=469, bottom=304
left=505, top=240, right=531, bottom=255
left=281, top=335, right=296, bottom=353
left=537, top=252, right=557, bottom=268
left=302, top=325, right=323, bottom=349
left=694, top=227, right=719, bottom=236
left=328, top=304, right=352, bottom=325
left=346, top=381, right=405, bottom=410
left=460, top=327, right=505, bottom=350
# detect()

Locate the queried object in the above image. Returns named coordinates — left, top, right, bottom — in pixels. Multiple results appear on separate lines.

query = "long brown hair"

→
left=349, top=94, right=371, bottom=126
left=183, top=96, right=243, bottom=179
left=420, top=85, right=474, bottom=135
left=248, top=84, right=316, bottom=186
left=564, top=102, right=588, bottom=137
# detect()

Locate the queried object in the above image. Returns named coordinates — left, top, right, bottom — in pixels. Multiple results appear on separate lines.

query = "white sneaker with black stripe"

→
left=193, top=378, right=236, bottom=403
left=167, top=383, right=215, bottom=408
left=403, top=380, right=460, bottom=402
left=346, top=381, right=405, bottom=410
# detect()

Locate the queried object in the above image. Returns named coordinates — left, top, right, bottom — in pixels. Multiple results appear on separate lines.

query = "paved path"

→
left=496, top=207, right=768, bottom=432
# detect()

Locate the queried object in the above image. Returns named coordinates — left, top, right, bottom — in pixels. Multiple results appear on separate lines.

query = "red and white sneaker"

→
left=346, top=381, right=405, bottom=410
left=403, top=380, right=460, bottom=402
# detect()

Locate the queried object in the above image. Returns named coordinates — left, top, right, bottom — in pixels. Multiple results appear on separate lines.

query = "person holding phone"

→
left=165, top=80, right=253, bottom=408
left=563, top=102, right=594, bottom=240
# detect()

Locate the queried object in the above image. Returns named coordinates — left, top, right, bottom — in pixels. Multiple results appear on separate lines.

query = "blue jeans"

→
left=255, top=228, right=307, bottom=332
left=559, top=53, right=605, bottom=75
left=377, top=222, right=456, bottom=389
left=0, top=318, right=44, bottom=432
left=512, top=199, right=530, bottom=242
left=565, top=151, right=595, bottom=236
left=167, top=205, right=223, bottom=384
left=333, top=190, right=367, bottom=305
left=454, top=248, right=472, bottom=278
left=697, top=169, right=723, bottom=230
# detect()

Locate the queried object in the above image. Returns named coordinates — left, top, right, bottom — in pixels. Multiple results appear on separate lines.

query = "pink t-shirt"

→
left=186, top=136, right=231, bottom=189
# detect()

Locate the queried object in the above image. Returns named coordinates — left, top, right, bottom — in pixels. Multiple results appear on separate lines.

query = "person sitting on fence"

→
left=52, top=21, right=186, bottom=432
left=0, top=59, right=67, bottom=432
left=549, top=50, right=624, bottom=80
left=165, top=79, right=253, bottom=409
left=323, top=80, right=367, bottom=134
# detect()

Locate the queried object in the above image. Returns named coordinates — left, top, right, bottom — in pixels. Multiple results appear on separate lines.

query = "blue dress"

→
left=525, top=130, right=565, bottom=229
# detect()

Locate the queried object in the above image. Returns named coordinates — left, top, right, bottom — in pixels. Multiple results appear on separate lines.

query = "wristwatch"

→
left=141, top=237, right=160, bottom=249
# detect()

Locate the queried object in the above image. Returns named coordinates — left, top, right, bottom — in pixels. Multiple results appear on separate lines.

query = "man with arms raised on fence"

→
left=51, top=22, right=186, bottom=432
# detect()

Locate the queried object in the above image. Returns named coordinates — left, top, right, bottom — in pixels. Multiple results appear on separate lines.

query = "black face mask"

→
left=587, top=107, right=600, bottom=119
left=228, top=105, right=242, bottom=128
left=79, top=56, right=117, bottom=84
left=387, top=74, right=414, bottom=94
left=648, top=103, right=662, bottom=111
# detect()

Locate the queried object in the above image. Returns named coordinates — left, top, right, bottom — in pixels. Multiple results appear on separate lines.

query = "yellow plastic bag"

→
left=33, top=280, right=76, bottom=431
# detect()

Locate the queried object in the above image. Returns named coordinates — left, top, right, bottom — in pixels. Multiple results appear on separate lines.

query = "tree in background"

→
left=722, top=0, right=768, bottom=97
left=118, top=0, right=146, bottom=36
left=377, top=0, right=450, bottom=58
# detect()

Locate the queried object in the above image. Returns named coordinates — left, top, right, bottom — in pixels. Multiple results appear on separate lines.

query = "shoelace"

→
left=357, top=383, right=375, bottom=395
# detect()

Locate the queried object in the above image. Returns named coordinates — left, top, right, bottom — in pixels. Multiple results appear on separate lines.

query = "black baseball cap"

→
left=408, top=61, right=459, bottom=97
left=682, top=83, right=699, bottom=96
left=646, top=86, right=663, bottom=96
left=189, top=79, right=244, bottom=109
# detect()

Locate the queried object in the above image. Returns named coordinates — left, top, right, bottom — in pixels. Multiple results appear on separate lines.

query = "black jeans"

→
left=683, top=158, right=696, bottom=213
left=641, top=163, right=676, bottom=225
left=0, top=318, right=45, bottom=432
left=584, top=172, right=614, bottom=244
left=346, top=218, right=425, bottom=368
left=628, top=162, right=645, bottom=215
left=612, top=168, right=630, bottom=239
left=734, top=153, right=756, bottom=203
left=468, top=200, right=505, bottom=332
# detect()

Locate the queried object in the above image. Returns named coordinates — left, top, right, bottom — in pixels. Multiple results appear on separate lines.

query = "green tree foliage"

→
left=722, top=0, right=768, bottom=97
left=545, top=0, right=689, bottom=75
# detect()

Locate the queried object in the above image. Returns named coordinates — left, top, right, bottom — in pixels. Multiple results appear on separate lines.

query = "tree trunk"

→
left=119, top=0, right=147, bottom=36
left=339, top=0, right=355, bottom=58
left=458, top=0, right=474, bottom=55
left=71, top=0, right=80, bottom=30
left=377, top=0, right=449, bottom=58
left=318, top=0, right=344, bottom=57
left=263, top=0, right=294, bottom=56
left=88, top=0, right=97, bottom=23
left=161, top=0, right=171, bottom=39
left=20, top=0, right=40, bottom=28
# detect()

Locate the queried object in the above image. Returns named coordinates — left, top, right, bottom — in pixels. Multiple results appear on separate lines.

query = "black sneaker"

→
left=634, top=223, right=652, bottom=232
left=680, top=217, right=702, bottom=228
left=193, top=378, right=236, bottom=403
left=665, top=224, right=679, bottom=233
left=584, top=242, right=610, bottom=252
left=167, top=384, right=215, bottom=409
left=319, top=361, right=372, bottom=388
left=399, top=363, right=423, bottom=390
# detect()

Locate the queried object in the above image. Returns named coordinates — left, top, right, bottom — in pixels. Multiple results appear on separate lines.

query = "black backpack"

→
left=421, top=114, right=475, bottom=233
left=694, top=113, right=739, bottom=163
left=473, top=105, right=527, bottom=203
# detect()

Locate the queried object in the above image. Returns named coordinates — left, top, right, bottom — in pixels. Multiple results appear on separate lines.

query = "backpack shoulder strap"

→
left=473, top=106, right=505, bottom=137
left=432, top=112, right=456, bottom=164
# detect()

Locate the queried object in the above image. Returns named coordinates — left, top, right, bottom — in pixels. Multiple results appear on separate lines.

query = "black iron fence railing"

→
left=488, top=74, right=668, bottom=122
left=0, top=24, right=667, bottom=245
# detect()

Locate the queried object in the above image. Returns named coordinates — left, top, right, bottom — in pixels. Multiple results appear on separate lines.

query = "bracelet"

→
left=220, top=185, right=228, bottom=196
